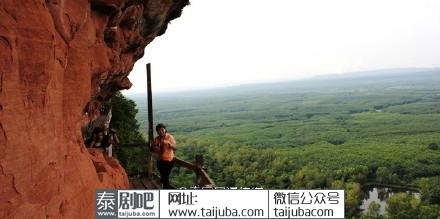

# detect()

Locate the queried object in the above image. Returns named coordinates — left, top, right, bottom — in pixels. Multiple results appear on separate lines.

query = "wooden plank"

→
left=125, top=154, right=217, bottom=188
left=175, top=157, right=215, bottom=187
left=174, top=158, right=198, bottom=171
left=199, top=169, right=216, bottom=187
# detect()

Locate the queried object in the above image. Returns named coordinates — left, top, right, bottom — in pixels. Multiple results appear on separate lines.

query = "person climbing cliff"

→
left=104, top=128, right=120, bottom=157
left=151, top=123, right=177, bottom=189
left=85, top=127, right=119, bottom=157
left=85, top=128, right=107, bottom=152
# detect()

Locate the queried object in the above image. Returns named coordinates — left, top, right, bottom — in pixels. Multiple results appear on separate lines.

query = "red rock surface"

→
left=0, top=0, right=188, bottom=218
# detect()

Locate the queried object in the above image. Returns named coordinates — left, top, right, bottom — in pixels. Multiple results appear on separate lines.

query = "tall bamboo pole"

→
left=146, top=63, right=154, bottom=178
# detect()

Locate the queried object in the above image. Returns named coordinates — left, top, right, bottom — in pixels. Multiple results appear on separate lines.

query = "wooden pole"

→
left=147, top=63, right=154, bottom=178
left=195, top=154, right=204, bottom=186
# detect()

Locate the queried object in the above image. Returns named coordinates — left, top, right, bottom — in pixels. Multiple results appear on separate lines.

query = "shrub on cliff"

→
left=110, top=92, right=146, bottom=176
left=110, top=92, right=145, bottom=144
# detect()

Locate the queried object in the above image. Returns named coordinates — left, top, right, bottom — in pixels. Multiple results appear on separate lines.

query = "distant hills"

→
left=312, top=67, right=440, bottom=80
left=127, top=67, right=440, bottom=98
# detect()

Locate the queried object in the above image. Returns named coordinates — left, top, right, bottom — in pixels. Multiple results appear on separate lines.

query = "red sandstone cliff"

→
left=0, top=0, right=188, bottom=218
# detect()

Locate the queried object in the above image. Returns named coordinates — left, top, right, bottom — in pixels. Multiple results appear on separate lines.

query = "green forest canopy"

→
left=120, top=69, right=440, bottom=218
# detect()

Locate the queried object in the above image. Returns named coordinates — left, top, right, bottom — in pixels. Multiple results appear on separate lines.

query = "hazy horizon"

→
left=124, top=67, right=440, bottom=96
left=123, top=0, right=440, bottom=94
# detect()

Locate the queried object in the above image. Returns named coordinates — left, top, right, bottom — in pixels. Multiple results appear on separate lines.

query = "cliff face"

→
left=0, top=0, right=188, bottom=218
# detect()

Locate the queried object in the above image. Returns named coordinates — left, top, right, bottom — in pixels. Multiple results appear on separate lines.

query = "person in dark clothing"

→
left=104, top=128, right=119, bottom=157
left=152, top=123, right=177, bottom=189
left=85, top=128, right=109, bottom=153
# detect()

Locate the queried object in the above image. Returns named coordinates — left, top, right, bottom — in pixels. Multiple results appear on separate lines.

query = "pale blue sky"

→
left=124, top=0, right=440, bottom=94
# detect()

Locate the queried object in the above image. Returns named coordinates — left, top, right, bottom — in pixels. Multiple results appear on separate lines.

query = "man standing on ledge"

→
left=152, top=123, right=177, bottom=189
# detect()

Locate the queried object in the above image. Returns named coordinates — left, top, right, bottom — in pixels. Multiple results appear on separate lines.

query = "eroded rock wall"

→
left=0, top=0, right=188, bottom=218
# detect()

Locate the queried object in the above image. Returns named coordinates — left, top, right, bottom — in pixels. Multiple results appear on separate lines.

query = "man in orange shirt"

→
left=152, top=123, right=177, bottom=189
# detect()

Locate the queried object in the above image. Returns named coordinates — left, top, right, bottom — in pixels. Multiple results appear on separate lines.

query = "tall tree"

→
left=109, top=92, right=145, bottom=143
left=109, top=92, right=146, bottom=175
